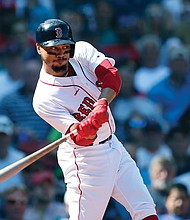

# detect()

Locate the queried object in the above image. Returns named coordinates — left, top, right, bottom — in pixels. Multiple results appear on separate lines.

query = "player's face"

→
left=36, top=44, right=71, bottom=76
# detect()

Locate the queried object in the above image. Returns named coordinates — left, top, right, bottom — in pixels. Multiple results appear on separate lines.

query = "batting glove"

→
left=91, top=99, right=109, bottom=125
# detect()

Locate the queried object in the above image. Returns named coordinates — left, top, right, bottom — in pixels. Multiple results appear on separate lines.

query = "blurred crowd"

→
left=1, top=0, right=190, bottom=219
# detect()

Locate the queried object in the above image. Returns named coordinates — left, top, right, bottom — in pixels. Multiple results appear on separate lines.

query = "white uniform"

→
left=33, top=41, right=157, bottom=220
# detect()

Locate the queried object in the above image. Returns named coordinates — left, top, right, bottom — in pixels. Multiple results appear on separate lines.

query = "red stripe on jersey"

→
left=39, top=80, right=96, bottom=101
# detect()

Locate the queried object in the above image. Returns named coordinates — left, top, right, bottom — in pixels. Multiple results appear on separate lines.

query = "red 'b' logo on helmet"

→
left=55, top=27, right=63, bottom=38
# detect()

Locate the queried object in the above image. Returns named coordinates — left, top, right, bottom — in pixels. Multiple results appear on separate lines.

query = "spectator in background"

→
left=93, top=0, right=118, bottom=47
left=142, top=3, right=175, bottom=42
left=109, top=0, right=158, bottom=17
left=9, top=17, right=37, bottom=60
left=165, top=126, right=190, bottom=176
left=0, top=58, right=51, bottom=153
left=59, top=9, right=95, bottom=43
left=111, top=64, right=165, bottom=142
left=136, top=119, right=172, bottom=185
left=0, top=115, right=25, bottom=193
left=161, top=0, right=184, bottom=24
left=25, top=171, right=69, bottom=220
left=175, top=171, right=190, bottom=197
left=148, top=45, right=190, bottom=127
left=38, top=0, right=57, bottom=18
left=123, top=138, right=139, bottom=162
left=124, top=112, right=148, bottom=146
left=148, top=155, right=177, bottom=214
left=174, top=0, right=190, bottom=47
left=103, top=197, right=131, bottom=220
left=178, top=102, right=190, bottom=133
left=0, top=47, right=24, bottom=101
left=21, top=160, right=48, bottom=190
left=159, top=37, right=183, bottom=66
left=159, top=183, right=190, bottom=220
left=111, top=64, right=138, bottom=141
left=25, top=0, right=52, bottom=33
left=0, top=0, right=17, bottom=53
left=100, top=14, right=140, bottom=67
left=0, top=185, right=29, bottom=220
left=134, top=34, right=170, bottom=95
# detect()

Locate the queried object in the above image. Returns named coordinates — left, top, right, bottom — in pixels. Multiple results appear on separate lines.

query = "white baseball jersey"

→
left=33, top=41, right=115, bottom=146
left=33, top=41, right=157, bottom=220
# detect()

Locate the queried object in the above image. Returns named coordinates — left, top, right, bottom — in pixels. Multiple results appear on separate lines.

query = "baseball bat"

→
left=0, top=129, right=77, bottom=183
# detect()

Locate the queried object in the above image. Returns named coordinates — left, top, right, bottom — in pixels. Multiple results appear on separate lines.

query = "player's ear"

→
left=36, top=43, right=41, bottom=55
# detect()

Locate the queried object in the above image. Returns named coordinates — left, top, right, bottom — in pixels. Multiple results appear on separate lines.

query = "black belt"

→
left=89, top=135, right=112, bottom=146
left=99, top=135, right=112, bottom=144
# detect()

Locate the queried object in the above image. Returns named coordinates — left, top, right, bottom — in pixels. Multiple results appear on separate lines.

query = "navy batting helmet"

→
left=36, top=19, right=75, bottom=57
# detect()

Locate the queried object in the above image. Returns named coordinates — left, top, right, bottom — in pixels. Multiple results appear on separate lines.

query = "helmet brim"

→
left=38, top=39, right=75, bottom=47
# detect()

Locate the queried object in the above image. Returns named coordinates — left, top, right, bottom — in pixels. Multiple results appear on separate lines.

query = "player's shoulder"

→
left=75, top=41, right=95, bottom=50
left=74, top=41, right=98, bottom=60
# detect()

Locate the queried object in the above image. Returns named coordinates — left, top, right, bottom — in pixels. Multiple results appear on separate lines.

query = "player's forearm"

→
left=98, top=88, right=116, bottom=104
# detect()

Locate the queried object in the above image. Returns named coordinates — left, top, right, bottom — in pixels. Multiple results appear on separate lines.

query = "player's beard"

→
left=51, top=57, right=69, bottom=73
left=52, top=64, right=67, bottom=73
left=42, top=55, right=69, bottom=76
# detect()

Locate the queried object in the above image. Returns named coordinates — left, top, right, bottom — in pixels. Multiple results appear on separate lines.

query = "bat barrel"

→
left=0, top=129, right=77, bottom=183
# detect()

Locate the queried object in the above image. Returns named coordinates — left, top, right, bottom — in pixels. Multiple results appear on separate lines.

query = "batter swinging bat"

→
left=0, top=129, right=77, bottom=183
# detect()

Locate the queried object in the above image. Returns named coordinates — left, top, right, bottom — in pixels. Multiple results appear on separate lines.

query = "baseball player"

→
left=33, top=19, right=159, bottom=220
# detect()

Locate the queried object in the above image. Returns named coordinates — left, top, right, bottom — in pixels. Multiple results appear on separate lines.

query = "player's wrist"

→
left=84, top=134, right=97, bottom=140
left=73, top=133, right=97, bottom=146
left=94, top=98, right=108, bottom=107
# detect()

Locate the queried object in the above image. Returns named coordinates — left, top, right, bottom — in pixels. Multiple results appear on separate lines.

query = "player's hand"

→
left=70, top=100, right=108, bottom=146
left=91, top=99, right=109, bottom=125
left=93, top=99, right=108, bottom=113
left=77, top=118, right=98, bottom=138
left=70, top=118, right=98, bottom=146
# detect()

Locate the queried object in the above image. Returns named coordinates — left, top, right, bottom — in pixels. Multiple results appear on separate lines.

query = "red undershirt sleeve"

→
left=95, top=59, right=122, bottom=95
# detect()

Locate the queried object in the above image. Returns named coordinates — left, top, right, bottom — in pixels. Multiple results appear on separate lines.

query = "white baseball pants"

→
left=57, top=135, right=157, bottom=220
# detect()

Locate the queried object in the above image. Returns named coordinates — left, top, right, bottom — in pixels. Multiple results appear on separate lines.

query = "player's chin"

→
left=52, top=65, right=66, bottom=73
